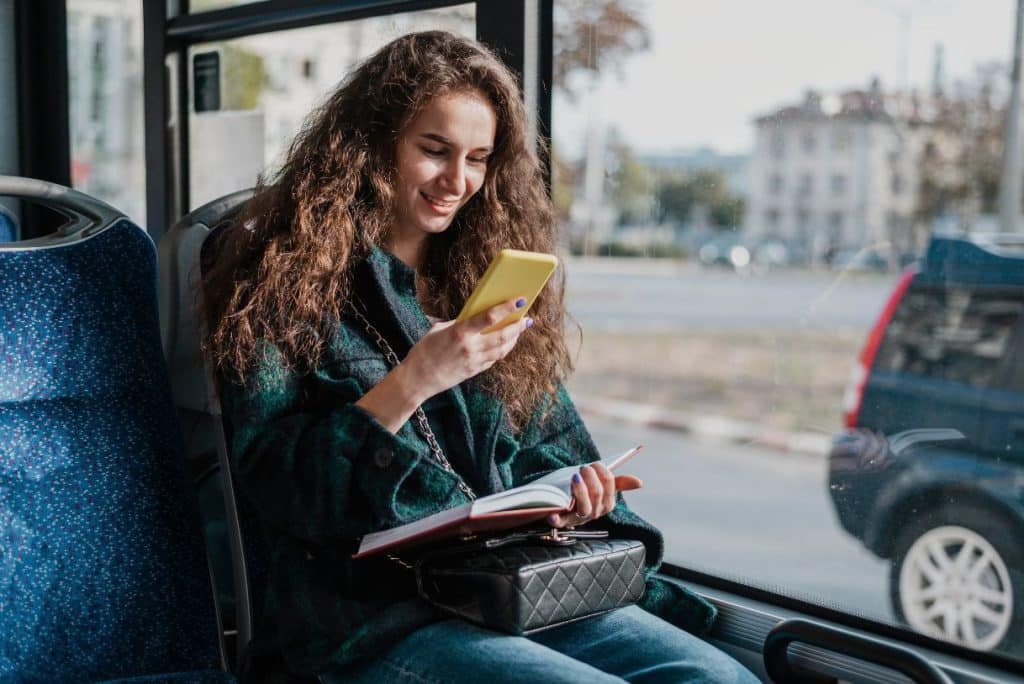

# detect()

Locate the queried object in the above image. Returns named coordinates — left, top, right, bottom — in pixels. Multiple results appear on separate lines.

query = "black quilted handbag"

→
left=414, top=529, right=647, bottom=635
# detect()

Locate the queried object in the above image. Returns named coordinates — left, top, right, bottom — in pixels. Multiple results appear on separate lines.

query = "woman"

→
left=204, top=31, right=758, bottom=683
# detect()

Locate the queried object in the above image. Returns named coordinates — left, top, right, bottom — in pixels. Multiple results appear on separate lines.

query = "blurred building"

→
left=744, top=79, right=946, bottom=264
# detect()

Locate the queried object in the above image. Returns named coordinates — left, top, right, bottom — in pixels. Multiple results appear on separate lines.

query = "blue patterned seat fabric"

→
left=0, top=205, right=16, bottom=242
left=0, top=218, right=232, bottom=682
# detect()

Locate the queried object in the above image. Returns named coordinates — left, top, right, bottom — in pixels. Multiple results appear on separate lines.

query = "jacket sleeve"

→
left=219, top=344, right=469, bottom=549
left=506, top=384, right=603, bottom=485
left=506, top=383, right=718, bottom=635
left=507, top=385, right=658, bottom=552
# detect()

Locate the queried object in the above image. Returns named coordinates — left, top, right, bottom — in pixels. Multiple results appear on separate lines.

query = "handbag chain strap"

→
left=347, top=298, right=476, bottom=502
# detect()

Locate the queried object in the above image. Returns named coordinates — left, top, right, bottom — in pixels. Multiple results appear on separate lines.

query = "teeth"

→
left=424, top=192, right=456, bottom=207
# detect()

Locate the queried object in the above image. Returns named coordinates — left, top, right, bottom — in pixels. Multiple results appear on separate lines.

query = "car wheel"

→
left=890, top=504, right=1024, bottom=652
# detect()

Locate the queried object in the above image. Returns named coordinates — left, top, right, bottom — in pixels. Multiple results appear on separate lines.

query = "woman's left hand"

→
left=546, top=463, right=643, bottom=528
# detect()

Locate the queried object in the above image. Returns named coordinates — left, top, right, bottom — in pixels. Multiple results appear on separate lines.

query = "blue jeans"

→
left=329, top=606, right=759, bottom=683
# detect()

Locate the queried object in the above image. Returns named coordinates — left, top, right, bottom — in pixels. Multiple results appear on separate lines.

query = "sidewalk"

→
left=576, top=396, right=833, bottom=457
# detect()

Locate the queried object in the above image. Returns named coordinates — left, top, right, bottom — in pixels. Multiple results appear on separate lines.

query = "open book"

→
left=353, top=445, right=643, bottom=558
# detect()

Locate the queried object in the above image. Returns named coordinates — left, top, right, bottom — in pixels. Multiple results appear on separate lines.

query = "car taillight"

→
left=842, top=268, right=917, bottom=428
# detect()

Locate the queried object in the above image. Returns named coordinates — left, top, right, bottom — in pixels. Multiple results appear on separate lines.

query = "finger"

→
left=546, top=511, right=570, bottom=528
left=592, top=462, right=616, bottom=513
left=466, top=297, right=526, bottom=333
left=430, top=319, right=457, bottom=333
left=579, top=465, right=604, bottom=518
left=614, top=474, right=643, bottom=492
left=478, top=318, right=523, bottom=352
left=571, top=471, right=593, bottom=519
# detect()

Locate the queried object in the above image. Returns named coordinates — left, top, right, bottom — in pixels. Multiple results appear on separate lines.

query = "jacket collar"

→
left=360, top=246, right=431, bottom=349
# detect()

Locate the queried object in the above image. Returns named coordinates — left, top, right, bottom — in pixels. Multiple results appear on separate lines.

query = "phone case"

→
left=456, top=249, right=558, bottom=332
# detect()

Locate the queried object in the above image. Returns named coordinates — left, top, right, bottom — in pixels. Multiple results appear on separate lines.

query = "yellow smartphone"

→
left=456, top=249, right=558, bottom=332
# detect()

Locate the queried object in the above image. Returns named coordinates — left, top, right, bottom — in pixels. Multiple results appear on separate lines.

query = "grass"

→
left=566, top=328, right=865, bottom=434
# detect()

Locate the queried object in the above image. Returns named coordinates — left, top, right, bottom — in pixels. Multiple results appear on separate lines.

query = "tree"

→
left=654, top=169, right=744, bottom=229
left=606, top=132, right=654, bottom=224
left=709, top=196, right=745, bottom=229
left=914, top=62, right=1008, bottom=245
left=553, top=0, right=651, bottom=100
left=552, top=0, right=651, bottom=248
left=552, top=150, right=579, bottom=225
left=221, top=45, right=268, bottom=111
left=655, top=175, right=696, bottom=225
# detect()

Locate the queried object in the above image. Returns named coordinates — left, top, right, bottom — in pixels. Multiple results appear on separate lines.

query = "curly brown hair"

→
left=202, top=30, right=573, bottom=429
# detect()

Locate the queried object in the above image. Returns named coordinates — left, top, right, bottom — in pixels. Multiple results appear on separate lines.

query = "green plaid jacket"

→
left=219, top=247, right=716, bottom=676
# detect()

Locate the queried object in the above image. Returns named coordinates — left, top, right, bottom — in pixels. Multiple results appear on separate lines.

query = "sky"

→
left=552, top=0, right=1016, bottom=158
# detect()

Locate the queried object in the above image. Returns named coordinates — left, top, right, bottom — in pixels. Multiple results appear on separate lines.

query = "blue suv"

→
left=828, top=235, right=1024, bottom=654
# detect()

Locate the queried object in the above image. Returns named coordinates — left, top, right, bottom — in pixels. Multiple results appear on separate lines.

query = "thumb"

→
left=614, top=474, right=643, bottom=492
left=430, top=319, right=457, bottom=332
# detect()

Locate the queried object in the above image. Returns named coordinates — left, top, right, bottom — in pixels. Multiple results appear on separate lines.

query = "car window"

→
left=874, top=287, right=1023, bottom=388
left=1009, top=319, right=1024, bottom=392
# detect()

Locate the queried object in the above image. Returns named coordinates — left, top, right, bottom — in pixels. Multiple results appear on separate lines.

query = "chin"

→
left=417, top=217, right=456, bottom=235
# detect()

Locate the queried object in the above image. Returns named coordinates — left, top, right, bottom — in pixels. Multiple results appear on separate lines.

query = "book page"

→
left=527, top=446, right=643, bottom=491
left=470, top=482, right=569, bottom=516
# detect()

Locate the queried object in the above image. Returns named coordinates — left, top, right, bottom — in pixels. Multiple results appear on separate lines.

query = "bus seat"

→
left=159, top=190, right=276, bottom=672
left=0, top=203, right=17, bottom=242
left=0, top=177, right=231, bottom=682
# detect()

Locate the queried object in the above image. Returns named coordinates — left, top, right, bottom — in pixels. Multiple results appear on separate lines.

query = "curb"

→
left=576, top=397, right=832, bottom=457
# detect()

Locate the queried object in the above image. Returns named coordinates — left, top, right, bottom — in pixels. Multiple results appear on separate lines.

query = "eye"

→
left=421, top=146, right=445, bottom=157
left=468, top=154, right=490, bottom=165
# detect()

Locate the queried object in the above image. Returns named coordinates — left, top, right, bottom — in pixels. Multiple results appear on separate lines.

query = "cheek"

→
left=397, top=154, right=436, bottom=193
left=465, top=169, right=487, bottom=198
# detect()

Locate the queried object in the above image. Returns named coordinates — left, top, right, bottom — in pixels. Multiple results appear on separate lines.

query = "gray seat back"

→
left=158, top=189, right=264, bottom=669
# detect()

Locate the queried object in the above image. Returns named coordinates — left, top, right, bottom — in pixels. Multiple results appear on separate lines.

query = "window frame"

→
left=130, top=0, right=1024, bottom=677
left=143, top=0, right=552, bottom=241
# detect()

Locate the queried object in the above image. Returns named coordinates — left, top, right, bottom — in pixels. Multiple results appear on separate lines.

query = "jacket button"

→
left=373, top=447, right=394, bottom=468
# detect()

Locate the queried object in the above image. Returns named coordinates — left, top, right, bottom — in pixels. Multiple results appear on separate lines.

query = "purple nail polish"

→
left=515, top=297, right=527, bottom=308
left=547, top=514, right=559, bottom=525
left=525, top=317, right=534, bottom=328
left=572, top=472, right=582, bottom=484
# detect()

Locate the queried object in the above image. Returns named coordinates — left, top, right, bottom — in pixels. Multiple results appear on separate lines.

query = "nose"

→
left=439, top=157, right=466, bottom=196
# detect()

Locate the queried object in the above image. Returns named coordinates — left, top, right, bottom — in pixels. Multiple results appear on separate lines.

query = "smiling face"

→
left=389, top=90, right=498, bottom=261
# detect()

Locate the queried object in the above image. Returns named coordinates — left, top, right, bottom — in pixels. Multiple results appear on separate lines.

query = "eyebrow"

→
left=420, top=133, right=492, bottom=153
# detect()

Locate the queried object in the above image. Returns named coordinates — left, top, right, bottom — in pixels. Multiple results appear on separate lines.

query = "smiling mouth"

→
left=420, top=192, right=459, bottom=212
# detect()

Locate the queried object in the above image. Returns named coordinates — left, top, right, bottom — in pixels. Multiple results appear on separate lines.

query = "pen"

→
left=607, top=445, right=644, bottom=471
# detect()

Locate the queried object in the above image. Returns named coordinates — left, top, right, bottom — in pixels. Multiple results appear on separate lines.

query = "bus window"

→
left=67, top=0, right=146, bottom=226
left=186, top=5, right=474, bottom=209
left=553, top=0, right=1024, bottom=664
left=190, top=0, right=265, bottom=11
left=16, top=0, right=1024, bottom=680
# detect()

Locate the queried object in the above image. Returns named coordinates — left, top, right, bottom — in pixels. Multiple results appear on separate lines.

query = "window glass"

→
left=67, top=0, right=145, bottom=225
left=553, top=0, right=1024, bottom=661
left=189, top=0, right=263, bottom=10
left=186, top=5, right=474, bottom=209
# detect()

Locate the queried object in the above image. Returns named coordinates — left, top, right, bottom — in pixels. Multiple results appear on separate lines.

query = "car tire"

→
left=890, top=504, right=1024, bottom=653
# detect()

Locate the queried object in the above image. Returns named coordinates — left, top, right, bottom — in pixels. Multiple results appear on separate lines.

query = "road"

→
left=564, top=258, right=900, bottom=332
left=584, top=414, right=894, bottom=624
left=561, top=259, right=896, bottom=623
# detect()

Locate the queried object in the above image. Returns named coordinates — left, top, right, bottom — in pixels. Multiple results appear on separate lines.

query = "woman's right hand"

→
left=403, top=297, right=532, bottom=401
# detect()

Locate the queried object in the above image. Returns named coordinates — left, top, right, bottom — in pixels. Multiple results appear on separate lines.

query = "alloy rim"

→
left=899, top=525, right=1013, bottom=651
